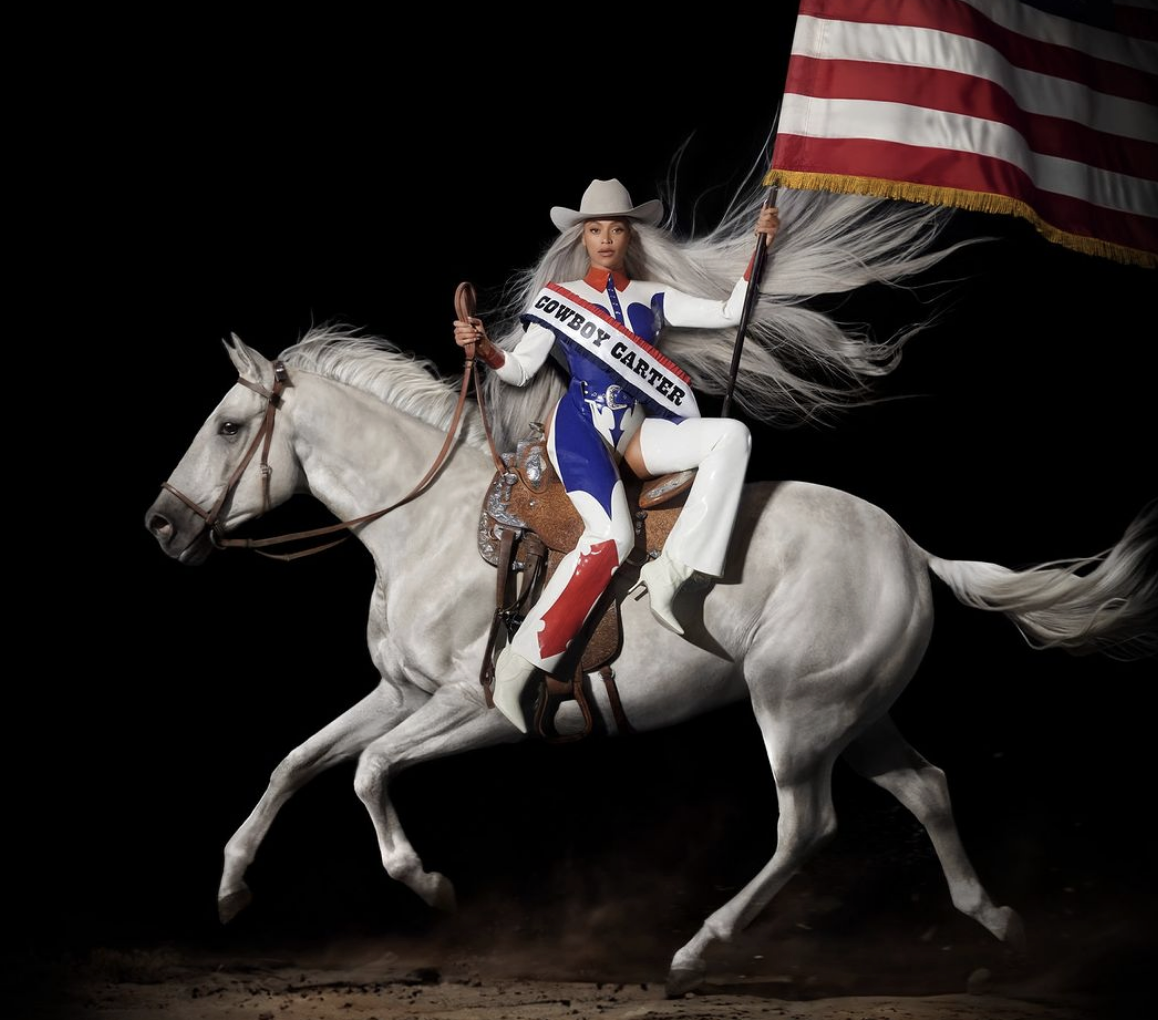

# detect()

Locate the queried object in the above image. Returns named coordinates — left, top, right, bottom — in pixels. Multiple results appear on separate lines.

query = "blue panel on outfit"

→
left=553, top=386, right=621, bottom=517
left=626, top=303, right=651, bottom=340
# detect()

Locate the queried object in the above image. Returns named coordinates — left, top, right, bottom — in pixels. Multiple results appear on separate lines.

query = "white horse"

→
left=144, top=328, right=1156, bottom=995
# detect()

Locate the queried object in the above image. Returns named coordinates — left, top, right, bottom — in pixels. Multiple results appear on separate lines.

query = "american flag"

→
left=766, top=0, right=1158, bottom=267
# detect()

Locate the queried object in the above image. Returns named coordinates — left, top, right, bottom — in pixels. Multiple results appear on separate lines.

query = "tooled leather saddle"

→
left=477, top=423, right=694, bottom=742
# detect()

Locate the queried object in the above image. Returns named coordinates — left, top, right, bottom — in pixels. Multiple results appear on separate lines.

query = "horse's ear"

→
left=223, top=333, right=274, bottom=383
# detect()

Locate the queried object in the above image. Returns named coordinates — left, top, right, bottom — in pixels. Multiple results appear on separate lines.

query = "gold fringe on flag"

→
left=764, top=169, right=1157, bottom=270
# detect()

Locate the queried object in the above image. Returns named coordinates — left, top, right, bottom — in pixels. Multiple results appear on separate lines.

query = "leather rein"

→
left=161, top=284, right=503, bottom=561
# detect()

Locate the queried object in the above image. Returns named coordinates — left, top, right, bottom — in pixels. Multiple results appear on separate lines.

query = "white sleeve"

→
left=492, top=322, right=556, bottom=387
left=661, top=277, right=750, bottom=328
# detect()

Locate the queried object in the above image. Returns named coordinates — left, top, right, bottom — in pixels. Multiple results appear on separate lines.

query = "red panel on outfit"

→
left=536, top=539, right=619, bottom=659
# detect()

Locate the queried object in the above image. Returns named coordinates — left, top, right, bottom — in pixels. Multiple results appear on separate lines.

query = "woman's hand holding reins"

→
left=453, top=316, right=505, bottom=370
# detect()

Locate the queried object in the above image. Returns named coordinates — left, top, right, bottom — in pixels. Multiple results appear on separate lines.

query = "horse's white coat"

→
left=146, top=332, right=1155, bottom=994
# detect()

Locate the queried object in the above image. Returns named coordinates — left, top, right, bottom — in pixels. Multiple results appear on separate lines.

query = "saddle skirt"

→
left=476, top=424, right=693, bottom=740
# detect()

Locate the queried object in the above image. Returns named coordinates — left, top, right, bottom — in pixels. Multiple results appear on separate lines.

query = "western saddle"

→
left=477, top=423, right=693, bottom=742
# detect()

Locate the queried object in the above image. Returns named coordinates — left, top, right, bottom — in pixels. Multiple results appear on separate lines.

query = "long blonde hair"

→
left=480, top=163, right=971, bottom=451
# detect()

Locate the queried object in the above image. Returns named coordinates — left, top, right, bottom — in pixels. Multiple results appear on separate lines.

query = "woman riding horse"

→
left=454, top=178, right=778, bottom=732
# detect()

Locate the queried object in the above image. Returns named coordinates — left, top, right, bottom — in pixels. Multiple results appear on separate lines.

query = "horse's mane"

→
left=277, top=326, right=489, bottom=450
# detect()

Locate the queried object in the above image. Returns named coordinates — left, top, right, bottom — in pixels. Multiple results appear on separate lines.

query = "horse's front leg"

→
left=219, top=680, right=428, bottom=923
left=353, top=681, right=519, bottom=911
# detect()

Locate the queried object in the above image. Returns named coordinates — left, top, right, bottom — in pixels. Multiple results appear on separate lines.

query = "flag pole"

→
left=720, top=186, right=778, bottom=419
left=720, top=85, right=785, bottom=419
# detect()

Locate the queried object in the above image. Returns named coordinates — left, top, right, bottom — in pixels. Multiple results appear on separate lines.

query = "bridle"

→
left=161, top=361, right=298, bottom=552
left=160, top=288, right=503, bottom=561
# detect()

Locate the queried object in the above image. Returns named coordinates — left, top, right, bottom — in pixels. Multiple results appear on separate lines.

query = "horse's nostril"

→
left=148, top=513, right=172, bottom=538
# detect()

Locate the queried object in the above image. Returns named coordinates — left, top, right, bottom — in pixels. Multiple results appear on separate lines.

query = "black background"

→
left=19, top=12, right=1156, bottom=1014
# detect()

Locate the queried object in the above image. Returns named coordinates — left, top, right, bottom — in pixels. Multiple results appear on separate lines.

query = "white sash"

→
left=522, top=283, right=700, bottom=420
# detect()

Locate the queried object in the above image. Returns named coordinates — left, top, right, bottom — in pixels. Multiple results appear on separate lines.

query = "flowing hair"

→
left=478, top=155, right=976, bottom=451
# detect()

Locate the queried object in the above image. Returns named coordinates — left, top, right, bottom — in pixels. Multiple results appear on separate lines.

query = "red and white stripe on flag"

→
left=766, top=0, right=1158, bottom=267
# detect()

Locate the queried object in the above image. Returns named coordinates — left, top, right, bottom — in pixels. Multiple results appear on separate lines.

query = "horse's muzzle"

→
left=145, top=490, right=215, bottom=565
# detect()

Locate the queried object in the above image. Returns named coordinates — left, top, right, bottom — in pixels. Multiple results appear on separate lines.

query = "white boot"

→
left=638, top=551, right=698, bottom=635
left=636, top=418, right=750, bottom=577
left=632, top=417, right=751, bottom=636
left=491, top=646, right=537, bottom=733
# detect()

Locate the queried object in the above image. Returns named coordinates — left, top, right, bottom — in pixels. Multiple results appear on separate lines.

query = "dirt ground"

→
left=14, top=916, right=1145, bottom=1020
left=38, top=978, right=1110, bottom=1020
left=15, top=946, right=1119, bottom=1020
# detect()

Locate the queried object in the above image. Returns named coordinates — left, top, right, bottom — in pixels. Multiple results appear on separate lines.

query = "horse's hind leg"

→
left=666, top=708, right=842, bottom=997
left=843, top=714, right=1025, bottom=950
left=219, top=681, right=427, bottom=923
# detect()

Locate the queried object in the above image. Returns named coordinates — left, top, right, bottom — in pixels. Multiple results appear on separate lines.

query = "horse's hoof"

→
left=665, top=963, right=706, bottom=998
left=421, top=872, right=457, bottom=913
left=966, top=967, right=992, bottom=995
left=997, top=905, right=1027, bottom=955
left=218, top=886, right=253, bottom=925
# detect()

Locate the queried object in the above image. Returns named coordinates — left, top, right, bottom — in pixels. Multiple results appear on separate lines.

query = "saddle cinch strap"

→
left=479, top=428, right=696, bottom=742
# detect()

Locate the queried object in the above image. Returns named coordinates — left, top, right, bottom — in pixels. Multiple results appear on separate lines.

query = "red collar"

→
left=583, top=267, right=631, bottom=292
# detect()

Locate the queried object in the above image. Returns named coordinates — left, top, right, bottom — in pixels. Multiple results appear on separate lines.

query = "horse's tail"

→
left=924, top=501, right=1157, bottom=661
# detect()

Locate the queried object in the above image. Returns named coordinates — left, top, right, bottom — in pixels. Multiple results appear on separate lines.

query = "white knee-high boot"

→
left=636, top=417, right=751, bottom=633
left=493, top=509, right=634, bottom=732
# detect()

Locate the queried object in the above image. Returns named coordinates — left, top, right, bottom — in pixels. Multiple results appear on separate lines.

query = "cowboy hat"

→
left=550, top=178, right=664, bottom=231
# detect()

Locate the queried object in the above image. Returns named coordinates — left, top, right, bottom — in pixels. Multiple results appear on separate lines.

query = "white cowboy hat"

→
left=550, top=178, right=664, bottom=231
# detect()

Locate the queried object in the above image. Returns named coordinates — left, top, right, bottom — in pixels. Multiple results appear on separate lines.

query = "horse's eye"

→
left=219, top=421, right=240, bottom=437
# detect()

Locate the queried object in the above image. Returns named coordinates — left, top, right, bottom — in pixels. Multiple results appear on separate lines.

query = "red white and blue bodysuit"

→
left=492, top=265, right=753, bottom=673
